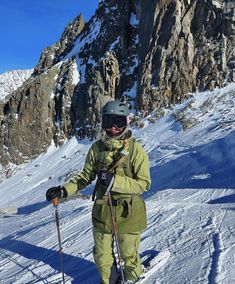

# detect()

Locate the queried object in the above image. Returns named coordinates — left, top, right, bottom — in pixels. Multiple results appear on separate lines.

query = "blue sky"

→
left=0, top=0, right=98, bottom=74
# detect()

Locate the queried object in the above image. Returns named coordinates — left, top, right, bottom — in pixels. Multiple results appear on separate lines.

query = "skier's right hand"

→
left=97, top=171, right=114, bottom=187
left=46, top=186, right=67, bottom=201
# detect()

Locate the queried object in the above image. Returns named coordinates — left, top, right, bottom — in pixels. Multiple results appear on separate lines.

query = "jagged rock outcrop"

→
left=33, top=14, right=85, bottom=75
left=0, top=59, right=79, bottom=164
left=0, top=0, right=234, bottom=165
left=137, top=0, right=235, bottom=109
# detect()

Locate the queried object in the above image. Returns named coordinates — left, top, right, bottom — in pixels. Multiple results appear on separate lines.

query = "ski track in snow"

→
left=0, top=84, right=235, bottom=283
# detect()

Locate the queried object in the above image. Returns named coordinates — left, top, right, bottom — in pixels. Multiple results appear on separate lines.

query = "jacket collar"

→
left=100, top=129, right=132, bottom=151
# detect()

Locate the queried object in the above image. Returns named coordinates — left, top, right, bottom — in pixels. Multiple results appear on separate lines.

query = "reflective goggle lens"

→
left=102, top=115, right=127, bottom=129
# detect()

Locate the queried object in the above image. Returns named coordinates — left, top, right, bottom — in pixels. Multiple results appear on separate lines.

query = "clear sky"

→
left=0, top=0, right=98, bottom=74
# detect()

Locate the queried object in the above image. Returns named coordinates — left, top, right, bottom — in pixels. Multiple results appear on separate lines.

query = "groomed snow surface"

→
left=0, top=84, right=235, bottom=283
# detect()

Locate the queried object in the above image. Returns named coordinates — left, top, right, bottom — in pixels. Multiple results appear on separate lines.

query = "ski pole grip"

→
left=53, top=197, right=59, bottom=206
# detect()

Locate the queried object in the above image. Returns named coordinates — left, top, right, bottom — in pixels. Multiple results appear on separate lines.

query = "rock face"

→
left=0, top=0, right=234, bottom=165
left=137, top=0, right=235, bottom=110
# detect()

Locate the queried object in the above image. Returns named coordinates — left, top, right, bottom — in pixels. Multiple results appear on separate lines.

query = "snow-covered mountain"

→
left=0, top=69, right=33, bottom=102
left=0, top=83, right=234, bottom=283
left=1, top=0, right=235, bottom=166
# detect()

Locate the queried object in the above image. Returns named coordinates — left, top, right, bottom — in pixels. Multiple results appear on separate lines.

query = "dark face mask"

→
left=102, top=115, right=127, bottom=129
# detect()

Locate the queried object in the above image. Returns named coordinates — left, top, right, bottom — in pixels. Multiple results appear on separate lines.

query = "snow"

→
left=108, top=37, right=120, bottom=51
left=125, top=55, right=139, bottom=75
left=59, top=18, right=102, bottom=86
left=130, top=12, right=139, bottom=27
left=0, top=84, right=235, bottom=283
left=75, top=57, right=86, bottom=84
left=123, top=81, right=137, bottom=98
left=71, top=61, right=80, bottom=86
left=64, top=19, right=102, bottom=60
left=0, top=69, right=33, bottom=102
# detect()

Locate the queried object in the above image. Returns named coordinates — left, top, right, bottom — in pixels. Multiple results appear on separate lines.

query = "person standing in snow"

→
left=46, top=100, right=151, bottom=284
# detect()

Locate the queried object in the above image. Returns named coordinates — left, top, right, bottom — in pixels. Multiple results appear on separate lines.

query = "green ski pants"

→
left=93, top=230, right=142, bottom=284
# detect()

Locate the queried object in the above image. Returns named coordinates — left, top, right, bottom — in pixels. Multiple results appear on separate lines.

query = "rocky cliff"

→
left=0, top=0, right=234, bottom=165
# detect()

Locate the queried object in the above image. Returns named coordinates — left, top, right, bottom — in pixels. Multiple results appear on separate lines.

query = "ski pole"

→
left=53, top=197, right=66, bottom=284
left=107, top=192, right=126, bottom=283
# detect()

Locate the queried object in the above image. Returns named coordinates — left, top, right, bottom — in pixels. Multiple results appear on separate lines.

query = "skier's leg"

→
left=93, top=229, right=118, bottom=284
left=118, top=232, right=142, bottom=281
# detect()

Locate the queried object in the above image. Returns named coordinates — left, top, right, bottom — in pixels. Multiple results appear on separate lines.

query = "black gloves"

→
left=46, top=186, right=67, bottom=201
left=98, top=171, right=114, bottom=188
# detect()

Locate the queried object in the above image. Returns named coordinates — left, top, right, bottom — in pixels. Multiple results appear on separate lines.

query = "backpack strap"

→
left=92, top=137, right=134, bottom=201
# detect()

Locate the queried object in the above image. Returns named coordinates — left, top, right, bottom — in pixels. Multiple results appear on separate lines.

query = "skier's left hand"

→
left=98, top=171, right=114, bottom=187
left=46, top=186, right=67, bottom=201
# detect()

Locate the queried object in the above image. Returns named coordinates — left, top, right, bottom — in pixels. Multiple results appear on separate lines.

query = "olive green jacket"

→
left=64, top=134, right=151, bottom=233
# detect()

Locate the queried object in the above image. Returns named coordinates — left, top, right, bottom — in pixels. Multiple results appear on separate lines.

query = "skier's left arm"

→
left=112, top=142, right=151, bottom=194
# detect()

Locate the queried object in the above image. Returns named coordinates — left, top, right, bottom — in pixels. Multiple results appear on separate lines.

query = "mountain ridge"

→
left=0, top=0, right=234, bottom=165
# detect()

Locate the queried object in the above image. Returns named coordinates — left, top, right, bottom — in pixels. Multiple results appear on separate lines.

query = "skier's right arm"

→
left=63, top=144, right=97, bottom=196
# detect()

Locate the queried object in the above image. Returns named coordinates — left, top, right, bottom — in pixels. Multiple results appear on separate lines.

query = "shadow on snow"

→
left=0, top=237, right=99, bottom=283
left=207, top=193, right=235, bottom=204
left=17, top=201, right=48, bottom=215
left=144, top=130, right=235, bottom=200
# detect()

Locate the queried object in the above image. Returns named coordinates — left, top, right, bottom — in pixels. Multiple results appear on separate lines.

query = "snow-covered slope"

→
left=0, top=69, right=33, bottom=101
left=0, top=84, right=234, bottom=283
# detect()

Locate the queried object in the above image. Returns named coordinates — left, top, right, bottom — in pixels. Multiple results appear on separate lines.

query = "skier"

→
left=46, top=100, right=151, bottom=284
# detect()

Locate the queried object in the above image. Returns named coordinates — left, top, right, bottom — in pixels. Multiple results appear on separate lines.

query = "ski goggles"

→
left=102, top=115, right=127, bottom=129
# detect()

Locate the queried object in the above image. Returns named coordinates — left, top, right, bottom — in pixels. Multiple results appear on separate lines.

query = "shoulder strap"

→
left=92, top=137, right=134, bottom=201
left=109, top=137, right=135, bottom=174
left=109, top=137, right=135, bottom=172
left=122, top=137, right=135, bottom=177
